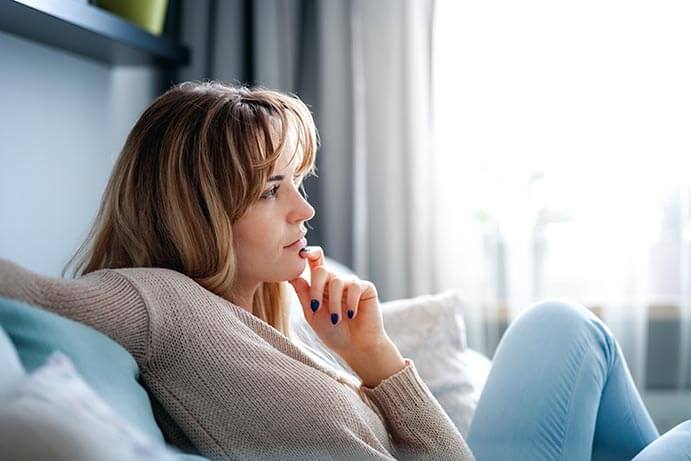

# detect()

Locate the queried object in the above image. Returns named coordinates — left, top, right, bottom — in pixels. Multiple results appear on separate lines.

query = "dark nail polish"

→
left=331, top=313, right=339, bottom=325
left=310, top=299, right=319, bottom=312
left=347, top=310, right=354, bottom=319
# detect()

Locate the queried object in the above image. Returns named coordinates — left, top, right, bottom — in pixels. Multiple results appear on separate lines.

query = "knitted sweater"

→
left=0, top=258, right=474, bottom=461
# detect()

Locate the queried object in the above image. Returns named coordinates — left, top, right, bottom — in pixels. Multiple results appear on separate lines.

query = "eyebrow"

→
left=268, top=173, right=303, bottom=182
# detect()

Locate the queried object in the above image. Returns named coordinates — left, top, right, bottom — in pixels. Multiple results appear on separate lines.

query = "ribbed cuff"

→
left=358, top=358, right=434, bottom=415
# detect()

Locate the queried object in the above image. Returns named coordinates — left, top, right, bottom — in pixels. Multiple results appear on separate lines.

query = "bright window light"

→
left=433, top=0, right=691, bottom=303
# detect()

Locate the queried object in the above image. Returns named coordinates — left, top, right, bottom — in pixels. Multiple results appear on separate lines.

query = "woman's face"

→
left=231, top=131, right=315, bottom=294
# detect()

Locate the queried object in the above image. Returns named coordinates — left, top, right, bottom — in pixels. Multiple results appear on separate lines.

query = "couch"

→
left=0, top=257, right=491, bottom=460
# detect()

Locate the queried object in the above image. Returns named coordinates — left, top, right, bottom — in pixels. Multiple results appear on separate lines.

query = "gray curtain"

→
left=176, top=0, right=437, bottom=302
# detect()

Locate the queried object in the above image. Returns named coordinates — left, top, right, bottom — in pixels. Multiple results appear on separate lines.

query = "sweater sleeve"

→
left=359, top=358, right=475, bottom=461
left=0, top=258, right=150, bottom=364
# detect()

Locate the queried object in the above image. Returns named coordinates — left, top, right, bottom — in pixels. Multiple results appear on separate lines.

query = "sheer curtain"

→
left=432, top=0, right=691, bottom=392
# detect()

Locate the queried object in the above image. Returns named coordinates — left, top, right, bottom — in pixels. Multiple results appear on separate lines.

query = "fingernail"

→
left=300, top=247, right=312, bottom=253
left=310, top=299, right=319, bottom=312
left=331, top=313, right=339, bottom=325
left=347, top=310, right=354, bottom=319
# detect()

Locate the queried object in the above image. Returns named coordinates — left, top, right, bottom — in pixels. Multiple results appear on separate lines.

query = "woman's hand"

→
left=287, top=246, right=390, bottom=359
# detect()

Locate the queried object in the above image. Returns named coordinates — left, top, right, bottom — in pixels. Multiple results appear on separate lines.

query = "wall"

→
left=0, top=29, right=166, bottom=277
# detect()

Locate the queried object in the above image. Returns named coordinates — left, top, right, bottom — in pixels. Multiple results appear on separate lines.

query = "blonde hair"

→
left=62, top=80, right=379, bottom=412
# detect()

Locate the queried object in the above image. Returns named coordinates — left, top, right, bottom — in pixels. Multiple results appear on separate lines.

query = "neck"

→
left=230, top=280, right=259, bottom=315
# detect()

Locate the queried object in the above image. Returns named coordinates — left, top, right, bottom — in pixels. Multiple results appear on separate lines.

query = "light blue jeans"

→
left=466, top=299, right=691, bottom=461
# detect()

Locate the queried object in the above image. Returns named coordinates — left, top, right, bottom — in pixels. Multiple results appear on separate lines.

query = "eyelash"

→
left=261, top=179, right=304, bottom=200
left=263, top=185, right=280, bottom=199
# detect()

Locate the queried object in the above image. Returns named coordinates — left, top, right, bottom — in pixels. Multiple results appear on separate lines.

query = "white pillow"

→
left=379, top=289, right=468, bottom=355
left=0, top=351, right=181, bottom=461
left=379, top=290, right=480, bottom=437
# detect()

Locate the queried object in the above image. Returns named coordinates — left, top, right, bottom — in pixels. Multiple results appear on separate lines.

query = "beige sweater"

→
left=0, top=258, right=474, bottom=461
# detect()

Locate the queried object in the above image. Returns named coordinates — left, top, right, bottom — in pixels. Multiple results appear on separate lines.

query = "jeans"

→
left=466, top=298, right=691, bottom=461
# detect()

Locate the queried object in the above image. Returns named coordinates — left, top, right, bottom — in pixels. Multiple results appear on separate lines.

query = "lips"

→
left=285, top=237, right=307, bottom=249
left=285, top=233, right=307, bottom=248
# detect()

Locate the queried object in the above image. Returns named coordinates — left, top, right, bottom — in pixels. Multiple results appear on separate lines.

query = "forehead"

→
left=273, top=127, right=301, bottom=173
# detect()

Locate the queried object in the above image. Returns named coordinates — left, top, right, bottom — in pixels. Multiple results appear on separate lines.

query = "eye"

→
left=261, top=176, right=305, bottom=200
left=262, top=184, right=280, bottom=200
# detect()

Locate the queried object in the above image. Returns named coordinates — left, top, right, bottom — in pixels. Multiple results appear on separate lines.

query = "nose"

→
left=289, top=188, right=315, bottom=224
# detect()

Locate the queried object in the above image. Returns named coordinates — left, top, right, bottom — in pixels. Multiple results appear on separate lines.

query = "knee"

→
left=512, top=298, right=614, bottom=351
left=521, top=298, right=597, bottom=326
left=668, top=420, right=691, bottom=435
left=631, top=421, right=691, bottom=460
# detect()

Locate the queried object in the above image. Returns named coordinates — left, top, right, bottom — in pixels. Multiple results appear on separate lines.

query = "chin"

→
left=275, top=257, right=307, bottom=282
left=292, top=258, right=308, bottom=278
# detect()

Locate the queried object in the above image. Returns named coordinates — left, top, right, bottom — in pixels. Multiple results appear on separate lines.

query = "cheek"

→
left=236, top=226, right=282, bottom=257
left=232, top=211, right=285, bottom=259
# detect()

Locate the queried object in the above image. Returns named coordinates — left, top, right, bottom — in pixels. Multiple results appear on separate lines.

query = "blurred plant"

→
left=472, top=168, right=573, bottom=237
left=473, top=209, right=501, bottom=235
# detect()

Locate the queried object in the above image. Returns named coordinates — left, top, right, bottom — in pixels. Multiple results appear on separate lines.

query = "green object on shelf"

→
left=95, top=0, right=169, bottom=36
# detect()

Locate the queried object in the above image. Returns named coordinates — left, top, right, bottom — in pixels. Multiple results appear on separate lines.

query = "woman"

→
left=0, top=80, right=688, bottom=460
left=0, top=81, right=470, bottom=461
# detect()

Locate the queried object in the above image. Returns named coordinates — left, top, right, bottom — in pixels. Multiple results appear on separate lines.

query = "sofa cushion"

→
left=0, top=297, right=166, bottom=443
left=0, top=324, right=25, bottom=398
left=0, top=350, right=181, bottom=461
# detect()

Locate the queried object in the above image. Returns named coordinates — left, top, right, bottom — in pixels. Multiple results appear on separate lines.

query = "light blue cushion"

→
left=0, top=297, right=166, bottom=443
left=0, top=324, right=25, bottom=398
left=0, top=297, right=211, bottom=461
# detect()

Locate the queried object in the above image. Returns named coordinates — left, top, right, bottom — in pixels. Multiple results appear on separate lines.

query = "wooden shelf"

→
left=0, top=0, right=189, bottom=66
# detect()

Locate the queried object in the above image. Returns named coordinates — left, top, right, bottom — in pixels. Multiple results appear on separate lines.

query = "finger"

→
left=362, top=280, right=378, bottom=301
left=328, top=277, right=345, bottom=325
left=288, top=277, right=311, bottom=315
left=345, top=282, right=363, bottom=320
left=299, top=245, right=325, bottom=272
left=309, top=266, right=330, bottom=313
